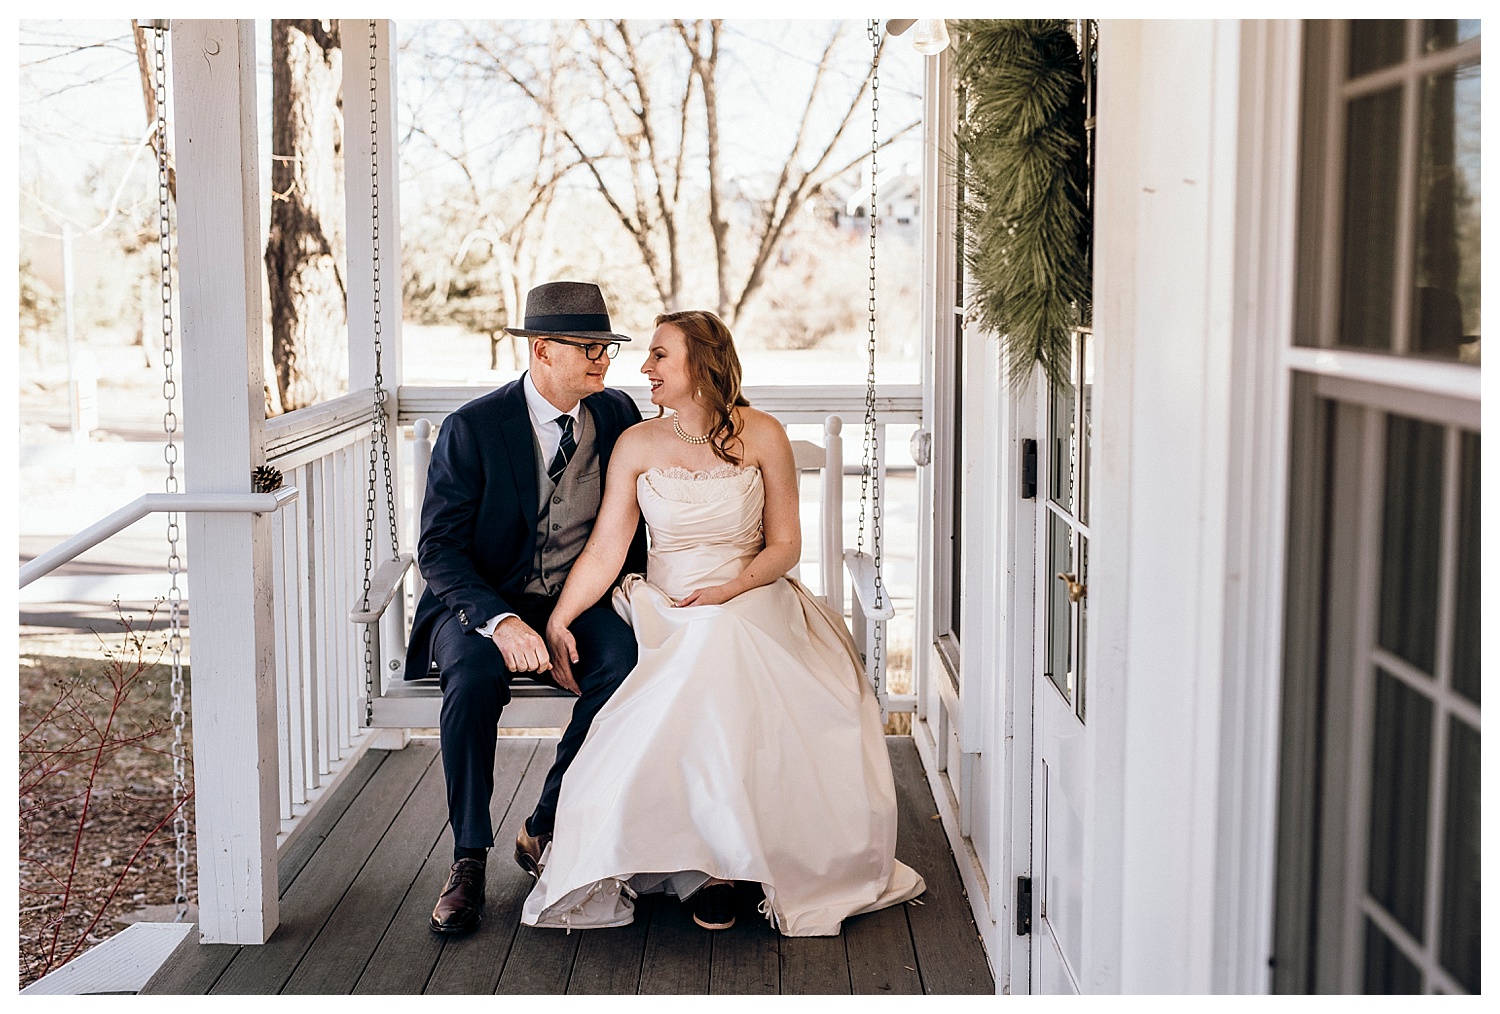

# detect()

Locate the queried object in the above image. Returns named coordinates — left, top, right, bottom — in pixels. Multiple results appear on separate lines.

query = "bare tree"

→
left=461, top=19, right=916, bottom=326
left=399, top=25, right=572, bottom=368
left=264, top=19, right=346, bottom=413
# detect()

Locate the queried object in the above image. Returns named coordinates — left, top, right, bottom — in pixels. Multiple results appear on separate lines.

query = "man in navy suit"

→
left=409, top=281, right=647, bottom=934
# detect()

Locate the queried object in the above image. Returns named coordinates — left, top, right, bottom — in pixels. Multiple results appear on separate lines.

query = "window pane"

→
left=1076, top=534, right=1088, bottom=722
left=1378, top=414, right=1444, bottom=672
left=1439, top=718, right=1480, bottom=993
left=1452, top=431, right=1479, bottom=704
left=1366, top=667, right=1433, bottom=941
left=1363, top=917, right=1425, bottom=993
left=1411, top=64, right=1481, bottom=363
left=1080, top=331, right=1093, bottom=525
left=1349, top=20, right=1408, bottom=78
left=1423, top=20, right=1480, bottom=53
left=1049, top=354, right=1076, bottom=511
left=1339, top=88, right=1403, bottom=351
left=951, top=312, right=964, bottom=641
left=1046, top=510, right=1073, bottom=705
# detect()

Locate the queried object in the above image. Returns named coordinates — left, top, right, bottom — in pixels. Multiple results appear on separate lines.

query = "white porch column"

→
left=1087, top=19, right=1302, bottom=993
left=341, top=18, right=407, bottom=682
left=172, top=19, right=280, bottom=944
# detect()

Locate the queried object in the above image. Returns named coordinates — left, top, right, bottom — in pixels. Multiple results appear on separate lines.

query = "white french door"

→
left=1030, top=329, right=1092, bottom=995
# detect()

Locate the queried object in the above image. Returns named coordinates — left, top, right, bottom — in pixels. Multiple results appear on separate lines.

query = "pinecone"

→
left=251, top=465, right=284, bottom=493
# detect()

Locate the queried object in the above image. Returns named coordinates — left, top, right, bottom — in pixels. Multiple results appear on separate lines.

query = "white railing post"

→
left=172, top=19, right=279, bottom=944
left=822, top=416, right=844, bottom=616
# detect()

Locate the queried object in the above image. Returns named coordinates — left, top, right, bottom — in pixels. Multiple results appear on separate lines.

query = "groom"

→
left=407, top=280, right=648, bottom=934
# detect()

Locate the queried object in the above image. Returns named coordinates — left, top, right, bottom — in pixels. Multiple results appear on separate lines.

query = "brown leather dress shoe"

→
left=515, top=825, right=551, bottom=879
left=430, top=858, right=486, bottom=934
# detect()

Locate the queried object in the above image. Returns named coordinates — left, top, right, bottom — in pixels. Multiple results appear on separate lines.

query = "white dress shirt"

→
left=478, top=372, right=582, bottom=640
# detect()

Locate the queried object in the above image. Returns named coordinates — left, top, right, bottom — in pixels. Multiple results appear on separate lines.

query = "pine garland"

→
left=953, top=20, right=1091, bottom=388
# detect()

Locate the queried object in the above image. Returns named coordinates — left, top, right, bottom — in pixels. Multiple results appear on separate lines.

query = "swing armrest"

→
left=843, top=550, right=895, bottom=622
left=350, top=553, right=415, bottom=624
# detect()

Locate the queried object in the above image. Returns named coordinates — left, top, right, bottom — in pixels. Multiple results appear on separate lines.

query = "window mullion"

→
left=1418, top=426, right=1463, bottom=988
left=1389, top=20, right=1423, bottom=356
left=1318, top=23, right=1349, bottom=348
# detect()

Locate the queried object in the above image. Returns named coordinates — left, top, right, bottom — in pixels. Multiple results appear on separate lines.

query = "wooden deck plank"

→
left=638, top=885, right=711, bottom=994
left=887, top=738, right=995, bottom=994
left=709, top=883, right=780, bottom=994
left=566, top=893, right=654, bottom=994
left=277, top=747, right=385, bottom=894
left=206, top=741, right=438, bottom=994
left=779, top=932, right=851, bottom=994
left=424, top=737, right=552, bottom=994
left=135, top=931, right=239, bottom=996
left=139, top=749, right=394, bottom=995
left=281, top=749, right=449, bottom=993
left=494, top=921, right=582, bottom=994
left=844, top=905, right=923, bottom=995
left=352, top=737, right=537, bottom=995
left=142, top=736, right=996, bottom=996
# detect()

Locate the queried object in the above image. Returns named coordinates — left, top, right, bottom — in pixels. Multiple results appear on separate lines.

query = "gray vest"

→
left=525, top=407, right=601, bottom=597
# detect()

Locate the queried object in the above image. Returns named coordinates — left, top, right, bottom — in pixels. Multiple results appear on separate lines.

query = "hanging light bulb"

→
left=911, top=18, right=950, bottom=55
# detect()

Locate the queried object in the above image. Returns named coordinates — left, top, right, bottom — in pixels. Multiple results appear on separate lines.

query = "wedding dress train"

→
left=520, top=464, right=924, bottom=936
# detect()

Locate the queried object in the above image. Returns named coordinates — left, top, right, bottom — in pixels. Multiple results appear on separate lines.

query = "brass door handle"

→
left=1056, top=571, right=1087, bottom=603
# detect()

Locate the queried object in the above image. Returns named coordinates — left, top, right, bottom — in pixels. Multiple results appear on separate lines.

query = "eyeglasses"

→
left=544, top=337, right=622, bottom=361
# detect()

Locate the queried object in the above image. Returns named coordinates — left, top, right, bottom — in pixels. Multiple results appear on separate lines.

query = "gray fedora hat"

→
left=503, top=280, right=632, bottom=342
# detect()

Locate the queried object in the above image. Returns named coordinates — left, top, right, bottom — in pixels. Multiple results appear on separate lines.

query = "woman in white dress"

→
left=521, top=310, right=924, bottom=936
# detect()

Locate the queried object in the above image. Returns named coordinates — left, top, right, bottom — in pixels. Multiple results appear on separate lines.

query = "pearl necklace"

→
left=672, top=413, right=711, bottom=445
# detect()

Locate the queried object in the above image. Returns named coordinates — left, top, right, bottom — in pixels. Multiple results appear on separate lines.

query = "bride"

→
left=520, top=309, right=924, bottom=936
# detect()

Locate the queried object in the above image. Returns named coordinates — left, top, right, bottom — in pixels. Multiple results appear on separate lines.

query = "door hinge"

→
left=1016, top=875, right=1032, bottom=935
left=1021, top=439, right=1037, bottom=499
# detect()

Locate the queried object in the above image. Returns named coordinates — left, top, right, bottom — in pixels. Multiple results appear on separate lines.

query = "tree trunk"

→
left=265, top=19, right=346, bottom=413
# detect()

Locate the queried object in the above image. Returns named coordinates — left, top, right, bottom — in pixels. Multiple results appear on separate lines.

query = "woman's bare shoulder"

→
left=734, top=406, right=793, bottom=462
left=614, top=416, right=671, bottom=461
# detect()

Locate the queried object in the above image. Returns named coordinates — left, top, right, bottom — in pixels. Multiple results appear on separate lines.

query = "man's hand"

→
left=544, top=621, right=582, bottom=695
left=491, top=615, right=551, bottom=674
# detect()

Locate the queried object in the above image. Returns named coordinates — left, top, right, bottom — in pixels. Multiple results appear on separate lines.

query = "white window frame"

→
left=1275, top=17, right=1481, bottom=995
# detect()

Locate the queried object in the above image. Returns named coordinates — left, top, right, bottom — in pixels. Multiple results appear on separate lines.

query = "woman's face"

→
left=642, top=323, right=695, bottom=408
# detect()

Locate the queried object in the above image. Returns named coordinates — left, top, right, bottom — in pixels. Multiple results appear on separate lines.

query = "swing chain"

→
left=860, top=19, right=885, bottom=700
left=361, top=20, right=400, bottom=726
left=154, top=24, right=190, bottom=923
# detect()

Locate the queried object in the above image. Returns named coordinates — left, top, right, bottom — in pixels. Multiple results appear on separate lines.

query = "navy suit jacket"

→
left=404, top=377, right=649, bottom=681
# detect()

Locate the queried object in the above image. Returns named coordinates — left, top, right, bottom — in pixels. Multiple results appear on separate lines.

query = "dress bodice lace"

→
left=640, top=464, right=759, bottom=504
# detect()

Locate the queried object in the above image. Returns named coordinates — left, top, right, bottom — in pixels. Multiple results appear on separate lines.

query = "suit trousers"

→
left=434, top=594, right=637, bottom=851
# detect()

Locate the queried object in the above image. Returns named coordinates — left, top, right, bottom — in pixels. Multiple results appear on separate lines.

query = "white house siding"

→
left=1083, top=19, right=1300, bottom=993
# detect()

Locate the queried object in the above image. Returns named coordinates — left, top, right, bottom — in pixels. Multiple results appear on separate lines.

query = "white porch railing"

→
left=255, top=381, right=923, bottom=873
left=263, top=392, right=377, bottom=839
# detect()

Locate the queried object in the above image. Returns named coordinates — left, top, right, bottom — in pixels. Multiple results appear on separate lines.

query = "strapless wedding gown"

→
left=520, top=464, right=924, bottom=936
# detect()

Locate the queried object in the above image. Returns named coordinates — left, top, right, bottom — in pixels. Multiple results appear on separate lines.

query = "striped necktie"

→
left=548, top=414, right=576, bottom=484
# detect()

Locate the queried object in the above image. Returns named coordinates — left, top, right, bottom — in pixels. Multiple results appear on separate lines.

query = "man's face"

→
left=536, top=336, right=611, bottom=403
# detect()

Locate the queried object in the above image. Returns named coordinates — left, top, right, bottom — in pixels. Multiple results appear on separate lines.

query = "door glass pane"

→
left=1046, top=509, right=1073, bottom=705
left=951, top=310, right=964, bottom=642
left=1411, top=64, right=1481, bottom=364
left=1452, top=431, right=1479, bottom=704
left=1439, top=717, right=1480, bottom=993
left=1049, top=360, right=1076, bottom=512
left=1339, top=87, right=1403, bottom=351
left=1079, top=331, right=1093, bottom=525
left=1363, top=917, right=1424, bottom=993
left=1378, top=414, right=1444, bottom=672
left=1349, top=20, right=1408, bottom=78
left=1366, top=666, right=1433, bottom=941
left=1424, top=20, right=1480, bottom=53
left=1076, top=534, right=1088, bottom=722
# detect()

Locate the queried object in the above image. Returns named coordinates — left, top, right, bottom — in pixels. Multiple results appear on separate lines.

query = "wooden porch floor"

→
left=143, top=736, right=992, bottom=995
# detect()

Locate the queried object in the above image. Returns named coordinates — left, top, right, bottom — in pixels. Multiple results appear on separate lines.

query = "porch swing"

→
left=352, top=19, right=898, bottom=729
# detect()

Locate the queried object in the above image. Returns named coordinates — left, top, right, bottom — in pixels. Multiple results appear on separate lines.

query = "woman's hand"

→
left=544, top=620, right=581, bottom=695
left=674, top=583, right=738, bottom=608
